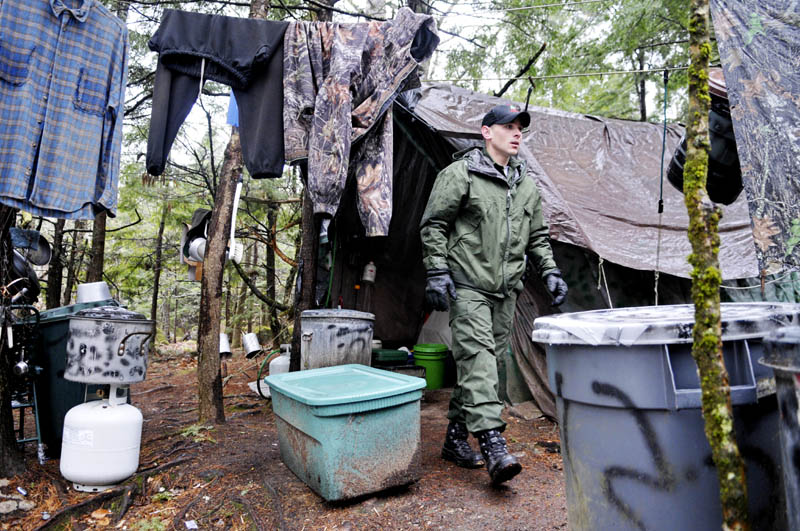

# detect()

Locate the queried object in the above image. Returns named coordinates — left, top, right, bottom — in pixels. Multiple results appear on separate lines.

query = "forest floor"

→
left=5, top=342, right=568, bottom=530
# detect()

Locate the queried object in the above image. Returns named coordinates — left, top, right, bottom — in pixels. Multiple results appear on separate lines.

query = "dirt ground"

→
left=5, top=343, right=567, bottom=530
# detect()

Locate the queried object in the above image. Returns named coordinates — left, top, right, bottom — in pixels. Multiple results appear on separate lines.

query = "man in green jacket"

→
left=419, top=104, right=567, bottom=485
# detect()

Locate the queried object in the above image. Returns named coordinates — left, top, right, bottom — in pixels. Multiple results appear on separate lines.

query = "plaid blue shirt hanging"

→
left=0, top=0, right=128, bottom=219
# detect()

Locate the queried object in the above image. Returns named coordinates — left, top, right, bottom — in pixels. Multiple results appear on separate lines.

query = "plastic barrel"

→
left=413, top=343, right=448, bottom=390
left=761, top=326, right=800, bottom=531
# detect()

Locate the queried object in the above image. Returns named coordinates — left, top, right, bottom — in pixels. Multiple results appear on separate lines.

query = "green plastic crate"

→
left=265, top=364, right=426, bottom=501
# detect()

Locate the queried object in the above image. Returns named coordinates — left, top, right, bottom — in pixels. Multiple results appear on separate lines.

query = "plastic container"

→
left=265, top=364, right=426, bottom=501
left=372, top=348, right=408, bottom=367
left=531, top=303, right=799, bottom=531
left=33, top=299, right=119, bottom=457
left=760, top=326, right=800, bottom=531
left=300, top=309, right=374, bottom=370
left=413, top=343, right=448, bottom=390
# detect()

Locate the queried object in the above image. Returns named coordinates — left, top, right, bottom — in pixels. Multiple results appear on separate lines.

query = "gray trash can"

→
left=531, top=302, right=800, bottom=531
left=760, top=326, right=800, bottom=531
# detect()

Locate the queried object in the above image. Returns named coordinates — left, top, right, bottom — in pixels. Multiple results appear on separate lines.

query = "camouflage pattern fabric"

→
left=283, top=8, right=438, bottom=237
left=709, top=0, right=800, bottom=273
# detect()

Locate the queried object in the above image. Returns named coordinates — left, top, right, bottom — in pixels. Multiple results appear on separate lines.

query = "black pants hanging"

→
left=147, top=10, right=289, bottom=179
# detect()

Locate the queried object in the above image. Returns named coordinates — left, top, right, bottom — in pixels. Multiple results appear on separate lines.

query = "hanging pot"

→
left=5, top=250, right=40, bottom=303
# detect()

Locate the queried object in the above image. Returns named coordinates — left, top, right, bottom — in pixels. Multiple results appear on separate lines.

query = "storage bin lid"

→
left=532, top=302, right=800, bottom=346
left=265, top=364, right=425, bottom=406
left=301, top=309, right=375, bottom=320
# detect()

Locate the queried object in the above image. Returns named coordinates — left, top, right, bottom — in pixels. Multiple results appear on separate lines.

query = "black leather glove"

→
left=425, top=269, right=457, bottom=311
left=544, top=269, right=568, bottom=306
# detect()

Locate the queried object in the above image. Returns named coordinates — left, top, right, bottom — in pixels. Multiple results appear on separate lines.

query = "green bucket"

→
left=413, top=343, right=448, bottom=389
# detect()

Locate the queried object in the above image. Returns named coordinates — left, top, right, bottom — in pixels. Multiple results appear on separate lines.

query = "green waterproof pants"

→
left=447, top=286, right=518, bottom=433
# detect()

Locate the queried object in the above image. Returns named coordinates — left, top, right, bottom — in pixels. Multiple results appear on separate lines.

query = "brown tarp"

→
left=709, top=0, right=800, bottom=275
left=413, top=83, right=759, bottom=280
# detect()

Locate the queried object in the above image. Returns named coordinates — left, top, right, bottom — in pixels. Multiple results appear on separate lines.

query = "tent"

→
left=323, top=82, right=759, bottom=418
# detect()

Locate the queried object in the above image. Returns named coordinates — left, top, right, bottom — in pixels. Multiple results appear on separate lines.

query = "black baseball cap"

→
left=481, top=104, right=531, bottom=128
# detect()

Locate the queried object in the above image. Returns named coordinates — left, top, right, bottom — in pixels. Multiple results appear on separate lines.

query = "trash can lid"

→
left=37, top=299, right=119, bottom=323
left=301, top=309, right=375, bottom=320
left=72, top=305, right=149, bottom=321
left=761, top=325, right=800, bottom=372
left=265, top=364, right=425, bottom=406
left=531, top=302, right=800, bottom=346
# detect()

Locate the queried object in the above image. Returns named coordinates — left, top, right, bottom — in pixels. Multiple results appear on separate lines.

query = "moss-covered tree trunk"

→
left=685, top=0, right=749, bottom=528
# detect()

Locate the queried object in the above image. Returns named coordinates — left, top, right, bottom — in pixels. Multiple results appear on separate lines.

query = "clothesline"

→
left=423, top=65, right=690, bottom=83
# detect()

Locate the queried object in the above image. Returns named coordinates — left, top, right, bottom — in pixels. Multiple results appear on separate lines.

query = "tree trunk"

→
left=685, top=0, right=749, bottom=528
left=315, top=0, right=338, bottom=22
left=46, top=219, right=66, bottom=309
left=86, top=211, right=107, bottom=283
left=291, top=175, right=317, bottom=372
left=407, top=0, right=431, bottom=14
left=197, top=129, right=242, bottom=424
left=266, top=206, right=281, bottom=348
left=637, top=49, right=647, bottom=122
left=0, top=206, right=25, bottom=476
left=150, top=205, right=168, bottom=322
left=63, top=220, right=87, bottom=306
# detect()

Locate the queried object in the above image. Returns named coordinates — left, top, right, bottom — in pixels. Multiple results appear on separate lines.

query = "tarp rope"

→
left=597, top=256, right=613, bottom=309
left=655, top=69, right=669, bottom=306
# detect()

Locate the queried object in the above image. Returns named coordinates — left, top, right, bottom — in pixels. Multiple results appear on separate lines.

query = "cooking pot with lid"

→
left=65, top=306, right=155, bottom=384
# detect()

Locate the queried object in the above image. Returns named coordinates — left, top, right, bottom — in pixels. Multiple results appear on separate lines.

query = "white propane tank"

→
left=269, top=351, right=290, bottom=375
left=60, top=397, right=143, bottom=492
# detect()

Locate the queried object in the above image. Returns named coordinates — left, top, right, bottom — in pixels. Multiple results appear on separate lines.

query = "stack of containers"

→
left=59, top=305, right=155, bottom=492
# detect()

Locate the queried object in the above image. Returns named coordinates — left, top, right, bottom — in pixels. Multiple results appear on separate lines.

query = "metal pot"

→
left=65, top=306, right=155, bottom=384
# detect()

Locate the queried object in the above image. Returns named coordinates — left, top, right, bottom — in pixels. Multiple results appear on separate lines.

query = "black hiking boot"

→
left=441, top=421, right=485, bottom=469
left=476, top=429, right=522, bottom=485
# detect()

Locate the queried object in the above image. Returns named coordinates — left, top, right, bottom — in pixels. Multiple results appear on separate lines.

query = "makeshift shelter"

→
left=323, top=83, right=759, bottom=418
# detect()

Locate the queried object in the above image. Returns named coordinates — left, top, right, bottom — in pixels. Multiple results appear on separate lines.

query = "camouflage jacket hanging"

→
left=283, top=7, right=438, bottom=237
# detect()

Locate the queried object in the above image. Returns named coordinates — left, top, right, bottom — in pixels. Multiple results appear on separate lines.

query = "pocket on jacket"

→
left=0, top=41, right=34, bottom=86
left=73, top=67, right=107, bottom=116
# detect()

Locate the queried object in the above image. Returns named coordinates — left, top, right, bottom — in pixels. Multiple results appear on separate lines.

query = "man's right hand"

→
left=425, top=269, right=457, bottom=311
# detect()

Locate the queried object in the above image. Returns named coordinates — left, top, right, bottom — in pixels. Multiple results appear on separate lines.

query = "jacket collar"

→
left=455, top=146, right=525, bottom=187
left=51, top=0, right=93, bottom=23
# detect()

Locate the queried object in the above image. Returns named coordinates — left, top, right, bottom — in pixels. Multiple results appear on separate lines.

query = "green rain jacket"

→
left=420, top=147, right=558, bottom=296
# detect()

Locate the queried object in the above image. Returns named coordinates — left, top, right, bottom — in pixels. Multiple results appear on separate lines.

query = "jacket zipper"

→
left=504, top=186, right=512, bottom=294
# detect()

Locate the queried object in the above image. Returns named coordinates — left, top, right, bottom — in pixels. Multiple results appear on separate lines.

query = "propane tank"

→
left=60, top=387, right=142, bottom=492
left=269, top=348, right=290, bottom=376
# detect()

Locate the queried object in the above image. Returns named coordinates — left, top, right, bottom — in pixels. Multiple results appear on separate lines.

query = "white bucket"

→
left=219, top=333, right=231, bottom=358
left=242, top=332, right=261, bottom=358
left=76, top=282, right=112, bottom=303
left=300, top=309, right=374, bottom=370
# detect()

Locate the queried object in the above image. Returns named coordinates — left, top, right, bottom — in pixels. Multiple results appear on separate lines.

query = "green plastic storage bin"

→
left=265, top=364, right=426, bottom=501
left=34, top=299, right=118, bottom=456
left=413, top=343, right=448, bottom=390
left=371, top=348, right=408, bottom=367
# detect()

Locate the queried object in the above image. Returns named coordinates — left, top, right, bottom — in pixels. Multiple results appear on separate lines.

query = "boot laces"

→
left=479, top=431, right=509, bottom=459
left=447, top=423, right=473, bottom=453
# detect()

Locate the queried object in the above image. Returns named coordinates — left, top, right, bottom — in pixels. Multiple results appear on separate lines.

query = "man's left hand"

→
left=544, top=269, right=568, bottom=306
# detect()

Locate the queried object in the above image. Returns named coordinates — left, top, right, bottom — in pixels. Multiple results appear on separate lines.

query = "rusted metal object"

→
left=65, top=306, right=155, bottom=384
